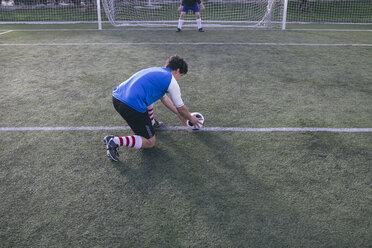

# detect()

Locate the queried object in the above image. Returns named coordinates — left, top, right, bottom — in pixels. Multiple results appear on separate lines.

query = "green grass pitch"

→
left=0, top=26, right=371, bottom=247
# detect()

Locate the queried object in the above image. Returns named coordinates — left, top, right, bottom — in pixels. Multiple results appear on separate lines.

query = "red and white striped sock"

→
left=113, top=135, right=142, bottom=149
left=147, top=104, right=156, bottom=125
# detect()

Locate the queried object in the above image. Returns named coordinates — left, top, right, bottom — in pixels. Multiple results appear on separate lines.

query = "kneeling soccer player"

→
left=104, top=55, right=202, bottom=161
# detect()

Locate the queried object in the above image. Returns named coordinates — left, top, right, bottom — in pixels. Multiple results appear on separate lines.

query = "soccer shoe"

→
left=153, top=119, right=164, bottom=129
left=104, top=136, right=119, bottom=161
left=176, top=28, right=181, bottom=32
left=198, top=28, right=204, bottom=32
left=104, top=135, right=114, bottom=147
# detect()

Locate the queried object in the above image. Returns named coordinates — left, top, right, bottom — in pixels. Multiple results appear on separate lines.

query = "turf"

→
left=0, top=27, right=371, bottom=247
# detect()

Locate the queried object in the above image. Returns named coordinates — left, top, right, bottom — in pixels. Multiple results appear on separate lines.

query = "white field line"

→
left=0, top=42, right=372, bottom=47
left=0, top=126, right=371, bottom=133
left=0, top=28, right=371, bottom=32
left=0, top=30, right=13, bottom=36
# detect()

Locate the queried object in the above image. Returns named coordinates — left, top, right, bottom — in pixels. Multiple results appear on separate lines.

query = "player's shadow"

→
left=112, top=131, right=347, bottom=246
left=112, top=144, right=178, bottom=193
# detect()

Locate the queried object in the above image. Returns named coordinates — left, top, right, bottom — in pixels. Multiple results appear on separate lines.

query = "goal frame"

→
left=99, top=0, right=288, bottom=30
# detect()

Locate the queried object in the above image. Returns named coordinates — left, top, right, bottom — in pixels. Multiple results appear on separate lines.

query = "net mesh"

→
left=286, top=0, right=372, bottom=24
left=102, top=0, right=284, bottom=28
left=0, top=0, right=99, bottom=23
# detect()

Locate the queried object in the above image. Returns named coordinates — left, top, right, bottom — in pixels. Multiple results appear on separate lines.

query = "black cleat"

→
left=176, top=28, right=181, bottom=32
left=153, top=119, right=164, bottom=129
left=104, top=135, right=119, bottom=161
left=198, top=28, right=204, bottom=32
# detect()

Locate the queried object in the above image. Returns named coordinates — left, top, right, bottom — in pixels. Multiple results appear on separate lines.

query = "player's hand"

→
left=190, top=115, right=203, bottom=128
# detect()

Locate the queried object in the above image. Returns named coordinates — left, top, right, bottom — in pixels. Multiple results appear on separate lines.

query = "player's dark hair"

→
left=165, top=55, right=188, bottom=75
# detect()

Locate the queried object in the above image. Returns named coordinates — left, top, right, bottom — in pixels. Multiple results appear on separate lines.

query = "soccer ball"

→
left=187, top=112, right=205, bottom=131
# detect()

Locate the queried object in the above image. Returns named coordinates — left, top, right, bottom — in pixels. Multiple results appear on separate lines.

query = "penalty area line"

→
left=0, top=126, right=372, bottom=133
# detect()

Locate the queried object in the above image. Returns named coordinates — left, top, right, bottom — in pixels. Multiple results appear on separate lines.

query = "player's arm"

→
left=160, top=95, right=201, bottom=127
left=176, top=105, right=202, bottom=128
left=199, top=2, right=205, bottom=10
left=163, top=77, right=202, bottom=127
left=160, top=95, right=186, bottom=125
left=178, top=0, right=184, bottom=10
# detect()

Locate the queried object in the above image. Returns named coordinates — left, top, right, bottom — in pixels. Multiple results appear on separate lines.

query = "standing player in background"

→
left=104, top=55, right=203, bottom=162
left=177, top=0, right=205, bottom=32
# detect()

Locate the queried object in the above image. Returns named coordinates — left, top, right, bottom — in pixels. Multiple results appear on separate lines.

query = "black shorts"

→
left=113, top=96, right=155, bottom=139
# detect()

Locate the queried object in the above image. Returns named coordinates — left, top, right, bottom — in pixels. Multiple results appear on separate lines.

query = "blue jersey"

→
left=112, top=67, right=172, bottom=113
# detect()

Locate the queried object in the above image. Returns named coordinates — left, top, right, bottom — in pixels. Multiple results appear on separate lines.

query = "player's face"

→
left=173, top=69, right=185, bottom=81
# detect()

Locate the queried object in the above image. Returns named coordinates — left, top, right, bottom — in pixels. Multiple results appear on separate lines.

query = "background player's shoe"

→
left=104, top=136, right=119, bottom=161
left=198, top=28, right=204, bottom=32
left=176, top=28, right=181, bottom=32
left=153, top=119, right=164, bottom=129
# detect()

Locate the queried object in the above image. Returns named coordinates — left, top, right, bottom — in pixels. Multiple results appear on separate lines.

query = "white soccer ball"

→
left=187, top=112, right=205, bottom=131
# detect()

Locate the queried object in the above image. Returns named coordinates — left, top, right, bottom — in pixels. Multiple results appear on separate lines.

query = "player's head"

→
left=165, top=55, right=188, bottom=75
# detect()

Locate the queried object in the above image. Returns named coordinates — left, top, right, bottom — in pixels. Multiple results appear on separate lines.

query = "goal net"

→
left=102, top=0, right=285, bottom=28
left=286, top=0, right=372, bottom=24
left=0, top=0, right=100, bottom=24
